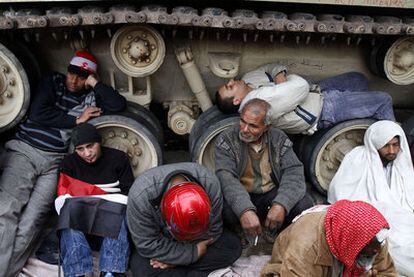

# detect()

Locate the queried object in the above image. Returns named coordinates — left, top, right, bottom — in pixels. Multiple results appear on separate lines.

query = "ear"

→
left=233, top=97, right=241, bottom=105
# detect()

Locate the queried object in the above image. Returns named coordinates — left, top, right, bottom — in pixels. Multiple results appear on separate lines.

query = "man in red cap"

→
left=261, top=200, right=397, bottom=276
left=0, top=50, right=126, bottom=276
left=127, top=162, right=242, bottom=277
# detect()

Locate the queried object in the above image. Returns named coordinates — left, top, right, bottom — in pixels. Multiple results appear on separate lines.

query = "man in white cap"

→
left=328, top=120, right=414, bottom=276
left=0, top=50, right=126, bottom=276
left=216, top=63, right=395, bottom=135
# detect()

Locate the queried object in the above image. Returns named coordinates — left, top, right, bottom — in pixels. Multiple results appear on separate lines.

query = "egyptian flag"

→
left=55, top=173, right=127, bottom=238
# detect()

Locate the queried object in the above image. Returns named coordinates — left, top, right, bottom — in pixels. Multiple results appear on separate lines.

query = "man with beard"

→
left=0, top=50, right=126, bottom=276
left=328, top=120, right=414, bottom=276
left=215, top=98, right=313, bottom=245
left=261, top=200, right=396, bottom=276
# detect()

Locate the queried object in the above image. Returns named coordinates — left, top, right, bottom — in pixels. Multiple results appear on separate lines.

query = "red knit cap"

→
left=69, top=50, right=97, bottom=74
left=324, top=200, right=389, bottom=277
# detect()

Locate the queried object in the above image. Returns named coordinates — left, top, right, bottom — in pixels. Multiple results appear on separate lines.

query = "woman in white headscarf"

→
left=328, top=120, right=414, bottom=276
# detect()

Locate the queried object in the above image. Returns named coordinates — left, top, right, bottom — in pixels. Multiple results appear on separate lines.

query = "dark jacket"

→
left=126, top=162, right=223, bottom=266
left=16, top=72, right=126, bottom=152
left=215, top=125, right=305, bottom=218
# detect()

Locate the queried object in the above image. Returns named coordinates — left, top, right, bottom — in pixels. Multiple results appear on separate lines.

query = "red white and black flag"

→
left=55, top=173, right=127, bottom=238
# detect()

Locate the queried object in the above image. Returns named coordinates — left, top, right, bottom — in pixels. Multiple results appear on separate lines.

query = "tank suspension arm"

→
left=175, top=47, right=213, bottom=112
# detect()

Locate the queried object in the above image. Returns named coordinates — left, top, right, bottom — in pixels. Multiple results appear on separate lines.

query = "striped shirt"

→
left=16, top=72, right=92, bottom=152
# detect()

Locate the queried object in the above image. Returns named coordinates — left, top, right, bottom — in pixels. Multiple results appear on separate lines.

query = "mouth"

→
left=84, top=156, right=96, bottom=163
left=67, top=85, right=76, bottom=91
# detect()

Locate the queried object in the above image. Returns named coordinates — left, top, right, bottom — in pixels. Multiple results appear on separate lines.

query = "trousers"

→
left=130, top=229, right=242, bottom=277
left=317, top=72, right=395, bottom=129
left=0, top=140, right=64, bottom=277
left=60, top=219, right=130, bottom=276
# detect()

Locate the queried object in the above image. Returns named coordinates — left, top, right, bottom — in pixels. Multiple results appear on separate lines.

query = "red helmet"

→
left=161, top=182, right=211, bottom=241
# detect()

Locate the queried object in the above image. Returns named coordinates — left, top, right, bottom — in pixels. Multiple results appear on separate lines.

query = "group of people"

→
left=0, top=50, right=410, bottom=277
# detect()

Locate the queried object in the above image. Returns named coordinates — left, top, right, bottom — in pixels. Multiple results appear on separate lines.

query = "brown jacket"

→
left=261, top=211, right=397, bottom=277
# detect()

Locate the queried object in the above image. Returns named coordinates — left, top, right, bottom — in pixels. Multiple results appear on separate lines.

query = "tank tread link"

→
left=0, top=4, right=413, bottom=37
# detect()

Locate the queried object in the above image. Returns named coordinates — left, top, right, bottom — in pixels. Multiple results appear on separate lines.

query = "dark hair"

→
left=67, top=64, right=90, bottom=79
left=215, top=91, right=240, bottom=115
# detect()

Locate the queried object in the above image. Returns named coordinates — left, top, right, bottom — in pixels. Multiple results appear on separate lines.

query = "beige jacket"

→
left=261, top=211, right=397, bottom=277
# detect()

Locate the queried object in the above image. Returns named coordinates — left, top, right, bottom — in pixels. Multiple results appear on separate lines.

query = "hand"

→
left=150, top=259, right=175, bottom=269
left=196, top=238, right=214, bottom=259
left=240, top=210, right=262, bottom=237
left=265, top=204, right=285, bottom=231
left=367, top=269, right=378, bottom=277
left=85, top=74, right=98, bottom=89
left=76, top=106, right=102, bottom=124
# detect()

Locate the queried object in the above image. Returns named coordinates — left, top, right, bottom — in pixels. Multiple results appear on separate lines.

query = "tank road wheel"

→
left=299, top=119, right=376, bottom=194
left=189, top=106, right=239, bottom=171
left=0, top=42, right=30, bottom=132
left=110, top=25, right=166, bottom=77
left=122, top=101, right=164, bottom=144
left=88, top=115, right=163, bottom=177
left=383, top=37, right=414, bottom=85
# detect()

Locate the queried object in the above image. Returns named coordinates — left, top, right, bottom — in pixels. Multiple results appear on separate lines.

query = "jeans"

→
left=0, top=140, right=64, bottom=277
left=317, top=72, right=395, bottom=129
left=60, top=219, right=129, bottom=277
left=130, top=229, right=242, bottom=277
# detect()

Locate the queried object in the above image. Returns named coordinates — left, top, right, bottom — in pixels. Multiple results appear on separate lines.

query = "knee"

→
left=222, top=230, right=242, bottom=262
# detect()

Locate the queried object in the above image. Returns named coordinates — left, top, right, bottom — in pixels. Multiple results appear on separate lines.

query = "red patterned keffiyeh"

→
left=324, top=200, right=389, bottom=277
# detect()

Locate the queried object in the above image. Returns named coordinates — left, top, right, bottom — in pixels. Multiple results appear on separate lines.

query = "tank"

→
left=0, top=0, right=413, bottom=193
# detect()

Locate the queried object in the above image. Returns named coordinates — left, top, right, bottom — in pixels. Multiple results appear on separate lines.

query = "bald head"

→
left=238, top=98, right=272, bottom=144
left=241, top=98, right=272, bottom=126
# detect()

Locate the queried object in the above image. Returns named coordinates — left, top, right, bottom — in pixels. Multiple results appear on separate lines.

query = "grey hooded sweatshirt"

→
left=127, top=162, right=223, bottom=266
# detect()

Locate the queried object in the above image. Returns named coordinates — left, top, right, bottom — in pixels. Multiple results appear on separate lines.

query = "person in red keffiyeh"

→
left=261, top=200, right=397, bottom=277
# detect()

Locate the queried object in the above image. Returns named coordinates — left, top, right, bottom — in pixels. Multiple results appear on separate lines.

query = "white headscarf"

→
left=328, top=120, right=414, bottom=212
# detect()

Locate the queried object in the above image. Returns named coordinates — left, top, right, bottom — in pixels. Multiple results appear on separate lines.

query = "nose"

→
left=389, top=146, right=397, bottom=154
left=84, top=148, right=92, bottom=157
left=69, top=75, right=78, bottom=84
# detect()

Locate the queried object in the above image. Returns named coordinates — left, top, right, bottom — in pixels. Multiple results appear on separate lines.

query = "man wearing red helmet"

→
left=0, top=50, right=126, bottom=276
left=127, top=162, right=242, bottom=276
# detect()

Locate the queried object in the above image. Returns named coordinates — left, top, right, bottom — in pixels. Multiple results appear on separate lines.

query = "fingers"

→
left=264, top=216, right=270, bottom=229
left=246, top=224, right=262, bottom=237
left=84, top=107, right=102, bottom=118
left=150, top=259, right=170, bottom=269
left=205, top=238, right=214, bottom=246
left=86, top=106, right=101, bottom=113
left=85, top=74, right=98, bottom=88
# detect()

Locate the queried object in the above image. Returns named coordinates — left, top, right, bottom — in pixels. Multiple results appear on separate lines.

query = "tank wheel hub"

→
left=384, top=37, right=414, bottom=85
left=315, top=126, right=367, bottom=191
left=97, top=125, right=151, bottom=172
left=0, top=43, right=28, bottom=131
left=126, top=36, right=154, bottom=62
left=111, top=25, right=165, bottom=77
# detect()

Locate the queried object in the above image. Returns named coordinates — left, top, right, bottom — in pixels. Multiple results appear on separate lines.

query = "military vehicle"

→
left=0, top=0, right=413, bottom=193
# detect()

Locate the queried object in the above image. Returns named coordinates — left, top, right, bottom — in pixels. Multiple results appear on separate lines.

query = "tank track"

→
left=0, top=5, right=413, bottom=37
